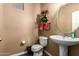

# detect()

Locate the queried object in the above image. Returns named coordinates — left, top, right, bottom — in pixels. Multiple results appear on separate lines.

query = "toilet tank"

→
left=39, top=36, right=48, bottom=47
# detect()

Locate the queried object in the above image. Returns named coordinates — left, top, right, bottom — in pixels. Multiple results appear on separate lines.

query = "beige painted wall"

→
left=0, top=3, right=6, bottom=55
left=0, top=3, right=40, bottom=55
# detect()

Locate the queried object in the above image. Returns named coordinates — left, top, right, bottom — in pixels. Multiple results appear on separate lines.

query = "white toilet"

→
left=31, top=36, right=48, bottom=56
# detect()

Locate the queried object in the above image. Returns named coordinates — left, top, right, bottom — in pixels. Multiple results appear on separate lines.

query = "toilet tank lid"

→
left=39, top=36, right=48, bottom=40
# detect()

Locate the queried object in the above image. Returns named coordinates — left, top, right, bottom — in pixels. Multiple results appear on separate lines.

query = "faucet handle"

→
left=64, top=32, right=71, bottom=37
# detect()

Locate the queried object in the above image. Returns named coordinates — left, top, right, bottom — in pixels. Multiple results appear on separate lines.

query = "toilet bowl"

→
left=31, top=36, right=48, bottom=56
left=31, top=44, right=43, bottom=56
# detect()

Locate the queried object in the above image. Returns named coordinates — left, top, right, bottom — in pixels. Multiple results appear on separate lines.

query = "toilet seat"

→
left=31, top=44, right=43, bottom=52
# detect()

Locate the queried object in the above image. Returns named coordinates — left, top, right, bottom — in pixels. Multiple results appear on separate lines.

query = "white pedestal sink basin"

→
left=49, top=35, right=79, bottom=56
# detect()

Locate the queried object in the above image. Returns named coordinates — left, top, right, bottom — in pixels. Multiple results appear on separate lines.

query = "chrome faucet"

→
left=63, top=32, right=71, bottom=37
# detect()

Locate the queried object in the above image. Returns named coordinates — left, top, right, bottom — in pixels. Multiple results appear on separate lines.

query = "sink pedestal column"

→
left=59, top=45, right=68, bottom=56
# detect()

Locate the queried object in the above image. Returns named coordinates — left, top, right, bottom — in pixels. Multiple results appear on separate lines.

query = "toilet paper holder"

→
left=21, top=40, right=26, bottom=45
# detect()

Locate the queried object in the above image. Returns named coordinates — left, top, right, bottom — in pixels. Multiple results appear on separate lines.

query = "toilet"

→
left=31, top=36, right=48, bottom=56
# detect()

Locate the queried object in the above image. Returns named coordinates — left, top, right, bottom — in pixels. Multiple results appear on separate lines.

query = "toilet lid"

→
left=39, top=36, right=48, bottom=40
left=31, top=44, right=43, bottom=52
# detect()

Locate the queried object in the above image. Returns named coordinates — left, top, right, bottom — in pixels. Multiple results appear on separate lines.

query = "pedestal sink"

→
left=49, top=35, right=79, bottom=56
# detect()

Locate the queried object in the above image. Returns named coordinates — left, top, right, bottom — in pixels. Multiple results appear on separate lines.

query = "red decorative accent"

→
left=44, top=23, right=49, bottom=30
left=45, top=10, right=48, bottom=14
left=41, top=11, right=45, bottom=14
left=39, top=22, right=44, bottom=31
left=41, top=10, right=48, bottom=14
left=39, top=22, right=50, bottom=31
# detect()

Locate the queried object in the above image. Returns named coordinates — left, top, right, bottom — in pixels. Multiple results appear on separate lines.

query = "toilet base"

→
left=33, top=49, right=43, bottom=56
left=33, top=51, right=43, bottom=56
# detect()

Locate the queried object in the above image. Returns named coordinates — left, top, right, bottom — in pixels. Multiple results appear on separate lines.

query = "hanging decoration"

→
left=36, top=9, right=50, bottom=31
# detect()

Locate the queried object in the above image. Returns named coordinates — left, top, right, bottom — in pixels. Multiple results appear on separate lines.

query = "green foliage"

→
left=41, top=16, right=48, bottom=23
left=36, top=14, right=41, bottom=24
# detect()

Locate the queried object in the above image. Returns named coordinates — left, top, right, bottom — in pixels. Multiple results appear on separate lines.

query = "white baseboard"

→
left=44, top=50, right=52, bottom=56
left=10, top=51, right=27, bottom=56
